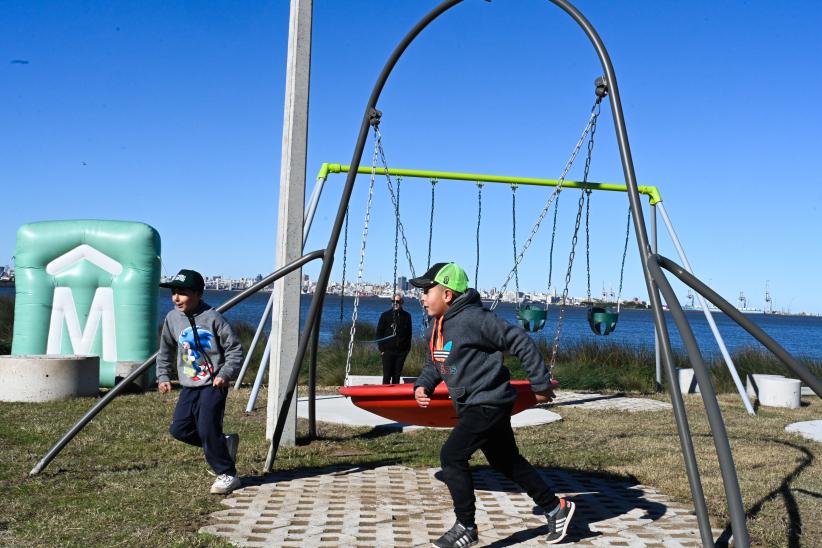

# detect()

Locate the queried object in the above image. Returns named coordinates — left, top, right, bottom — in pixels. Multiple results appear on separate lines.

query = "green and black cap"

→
left=160, top=269, right=205, bottom=292
left=410, top=262, right=469, bottom=293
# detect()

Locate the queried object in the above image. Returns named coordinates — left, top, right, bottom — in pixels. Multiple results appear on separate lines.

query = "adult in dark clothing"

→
left=375, top=294, right=413, bottom=384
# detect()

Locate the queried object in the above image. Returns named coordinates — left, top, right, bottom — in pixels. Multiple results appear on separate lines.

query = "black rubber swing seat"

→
left=587, top=306, right=619, bottom=336
left=516, top=304, right=547, bottom=332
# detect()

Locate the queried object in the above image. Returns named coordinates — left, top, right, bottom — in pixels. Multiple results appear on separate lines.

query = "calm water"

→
left=3, top=287, right=821, bottom=359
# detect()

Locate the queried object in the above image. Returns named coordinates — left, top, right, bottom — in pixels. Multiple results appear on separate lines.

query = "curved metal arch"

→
left=268, top=2, right=748, bottom=546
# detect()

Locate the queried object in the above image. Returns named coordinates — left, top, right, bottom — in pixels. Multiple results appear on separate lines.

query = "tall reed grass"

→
left=304, top=321, right=822, bottom=394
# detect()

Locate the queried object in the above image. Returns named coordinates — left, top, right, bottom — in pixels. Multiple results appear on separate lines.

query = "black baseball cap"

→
left=409, top=262, right=469, bottom=292
left=160, top=269, right=205, bottom=292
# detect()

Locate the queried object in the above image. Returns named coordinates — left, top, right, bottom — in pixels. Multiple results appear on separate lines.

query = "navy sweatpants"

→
left=440, top=403, right=559, bottom=527
left=169, top=385, right=235, bottom=476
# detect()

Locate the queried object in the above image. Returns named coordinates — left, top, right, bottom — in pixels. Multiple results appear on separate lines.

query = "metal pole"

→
left=268, top=0, right=312, bottom=450
left=648, top=260, right=750, bottom=547
left=657, top=203, right=755, bottom=415
left=651, top=203, right=662, bottom=391
left=323, top=163, right=662, bottom=203
left=237, top=172, right=325, bottom=392
left=265, top=0, right=465, bottom=471
left=234, top=292, right=274, bottom=388
left=642, top=267, right=714, bottom=546
left=246, top=335, right=273, bottom=412
left=308, top=291, right=324, bottom=440
left=548, top=1, right=733, bottom=543
left=657, top=254, right=822, bottom=398
left=303, top=174, right=326, bottom=242
left=29, top=250, right=325, bottom=476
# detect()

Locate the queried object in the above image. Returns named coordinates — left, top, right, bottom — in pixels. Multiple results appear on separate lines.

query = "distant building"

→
left=397, top=275, right=408, bottom=291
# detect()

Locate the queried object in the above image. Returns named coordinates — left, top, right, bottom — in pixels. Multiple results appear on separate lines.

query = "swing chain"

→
left=344, top=129, right=381, bottom=384
left=550, top=98, right=603, bottom=371
left=475, top=182, right=483, bottom=289
left=511, top=184, right=521, bottom=308
left=339, top=207, right=348, bottom=322
left=548, top=201, right=562, bottom=282
left=374, top=127, right=417, bottom=280
left=391, top=177, right=401, bottom=337
left=373, top=125, right=428, bottom=329
left=585, top=189, right=592, bottom=304
left=550, top=186, right=587, bottom=370
left=427, top=179, right=437, bottom=270
left=489, top=96, right=601, bottom=311
left=616, top=206, right=632, bottom=312
left=582, top=93, right=601, bottom=306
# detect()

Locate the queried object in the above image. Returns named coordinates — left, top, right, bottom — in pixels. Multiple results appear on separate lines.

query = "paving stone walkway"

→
left=202, top=392, right=686, bottom=546
left=549, top=391, right=672, bottom=413
left=201, top=465, right=719, bottom=547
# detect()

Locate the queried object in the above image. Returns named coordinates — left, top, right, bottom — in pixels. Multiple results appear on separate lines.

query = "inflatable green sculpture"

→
left=12, top=220, right=161, bottom=387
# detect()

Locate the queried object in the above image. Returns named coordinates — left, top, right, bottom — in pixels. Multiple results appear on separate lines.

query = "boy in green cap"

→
left=411, top=262, right=574, bottom=547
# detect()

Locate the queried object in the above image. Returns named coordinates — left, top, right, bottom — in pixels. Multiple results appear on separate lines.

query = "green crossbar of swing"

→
left=317, top=163, right=663, bottom=205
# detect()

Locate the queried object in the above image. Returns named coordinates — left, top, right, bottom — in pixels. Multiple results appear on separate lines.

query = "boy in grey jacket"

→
left=412, top=262, right=574, bottom=547
left=157, top=269, right=243, bottom=495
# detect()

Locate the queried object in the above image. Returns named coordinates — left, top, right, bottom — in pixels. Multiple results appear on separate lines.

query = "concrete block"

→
left=0, top=355, right=100, bottom=402
left=346, top=375, right=384, bottom=385
left=786, top=420, right=822, bottom=442
left=115, top=360, right=149, bottom=392
left=677, top=368, right=699, bottom=394
left=757, top=376, right=801, bottom=409
left=746, top=373, right=785, bottom=400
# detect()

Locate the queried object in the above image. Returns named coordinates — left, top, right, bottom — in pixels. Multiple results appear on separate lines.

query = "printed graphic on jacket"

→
left=179, top=326, right=215, bottom=381
left=430, top=318, right=456, bottom=375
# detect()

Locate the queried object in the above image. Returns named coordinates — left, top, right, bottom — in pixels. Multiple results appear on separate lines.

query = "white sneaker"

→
left=210, top=474, right=241, bottom=494
left=225, top=433, right=239, bottom=463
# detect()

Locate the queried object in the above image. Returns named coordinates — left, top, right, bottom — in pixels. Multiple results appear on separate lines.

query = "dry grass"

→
left=1, top=385, right=818, bottom=547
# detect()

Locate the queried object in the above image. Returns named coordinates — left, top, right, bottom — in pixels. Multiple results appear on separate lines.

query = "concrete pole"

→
left=267, top=0, right=312, bottom=448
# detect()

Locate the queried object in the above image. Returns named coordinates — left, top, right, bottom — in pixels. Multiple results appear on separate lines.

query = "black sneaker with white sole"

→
left=433, top=520, right=478, bottom=548
left=544, top=498, right=575, bottom=544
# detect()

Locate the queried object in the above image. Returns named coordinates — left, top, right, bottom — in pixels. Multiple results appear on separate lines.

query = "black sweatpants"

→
left=169, top=385, right=236, bottom=476
left=440, top=403, right=559, bottom=527
left=381, top=350, right=408, bottom=384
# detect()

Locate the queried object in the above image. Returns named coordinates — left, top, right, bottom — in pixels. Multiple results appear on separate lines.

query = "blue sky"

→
left=2, top=1, right=820, bottom=313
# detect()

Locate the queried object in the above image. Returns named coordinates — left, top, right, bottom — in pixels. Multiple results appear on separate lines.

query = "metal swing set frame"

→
left=277, top=3, right=822, bottom=546
left=31, top=2, right=822, bottom=546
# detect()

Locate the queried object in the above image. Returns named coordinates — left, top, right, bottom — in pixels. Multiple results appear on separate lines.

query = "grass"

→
left=1, top=385, right=819, bottom=547
left=1, top=310, right=820, bottom=546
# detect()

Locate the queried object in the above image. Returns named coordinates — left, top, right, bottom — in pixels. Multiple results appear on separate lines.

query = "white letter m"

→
left=47, top=287, right=117, bottom=362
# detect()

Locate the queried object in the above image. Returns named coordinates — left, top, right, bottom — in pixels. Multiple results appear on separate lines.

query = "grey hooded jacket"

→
left=414, top=289, right=552, bottom=413
left=156, top=301, right=243, bottom=387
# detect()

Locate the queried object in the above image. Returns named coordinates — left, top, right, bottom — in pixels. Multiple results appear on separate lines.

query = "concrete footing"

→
left=0, top=355, right=100, bottom=402
left=757, top=376, right=801, bottom=409
left=677, top=368, right=700, bottom=394
left=115, top=360, right=149, bottom=392
left=747, top=373, right=803, bottom=409
left=746, top=373, right=785, bottom=400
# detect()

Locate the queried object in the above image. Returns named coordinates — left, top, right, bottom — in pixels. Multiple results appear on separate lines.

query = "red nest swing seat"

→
left=338, top=379, right=558, bottom=427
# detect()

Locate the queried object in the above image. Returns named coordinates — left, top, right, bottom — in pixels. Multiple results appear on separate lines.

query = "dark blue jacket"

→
left=414, top=289, right=552, bottom=413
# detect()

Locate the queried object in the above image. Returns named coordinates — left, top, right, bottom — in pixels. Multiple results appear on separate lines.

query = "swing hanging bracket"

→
left=369, top=107, right=382, bottom=128
left=594, top=76, right=608, bottom=98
